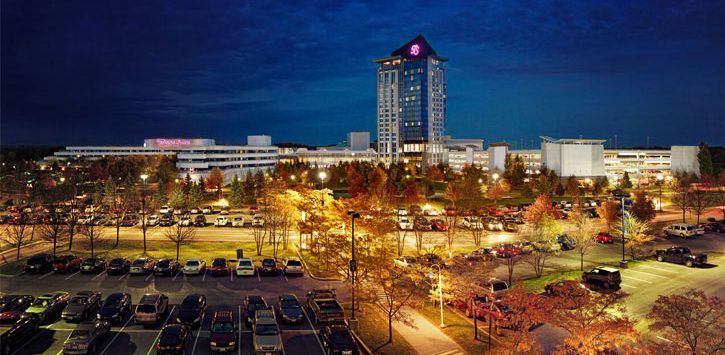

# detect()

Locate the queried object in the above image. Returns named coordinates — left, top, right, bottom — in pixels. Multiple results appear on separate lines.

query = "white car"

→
left=282, top=257, right=304, bottom=276
left=251, top=214, right=264, bottom=227
left=189, top=207, right=200, bottom=214
left=147, top=215, right=159, bottom=226
left=183, top=258, right=206, bottom=275
left=398, top=216, right=413, bottom=230
left=201, top=206, right=213, bottom=214
left=159, top=205, right=170, bottom=214
left=462, top=216, right=484, bottom=230
left=423, top=208, right=439, bottom=216
left=179, top=215, right=191, bottom=226
left=173, top=208, right=185, bottom=215
left=393, top=256, right=420, bottom=269
left=231, top=216, right=245, bottom=227
left=398, top=207, right=408, bottom=216
left=235, top=258, right=255, bottom=276
left=664, top=223, right=704, bottom=238
left=214, top=216, right=229, bottom=227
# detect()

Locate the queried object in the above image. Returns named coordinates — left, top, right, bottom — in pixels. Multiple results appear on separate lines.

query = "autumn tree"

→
left=206, top=167, right=224, bottom=198
left=565, top=175, right=580, bottom=197
left=688, top=183, right=713, bottom=224
left=630, top=190, right=656, bottom=222
left=443, top=181, right=464, bottom=257
left=548, top=283, right=638, bottom=354
left=572, top=208, right=597, bottom=270
left=163, top=220, right=196, bottom=261
left=402, top=179, right=426, bottom=252
left=597, top=201, right=619, bottom=232
left=647, top=289, right=723, bottom=355
left=536, top=174, right=552, bottom=196
left=346, top=164, right=366, bottom=198
left=615, top=212, right=654, bottom=259
left=523, top=194, right=562, bottom=277
left=671, top=178, right=691, bottom=223
left=425, top=165, right=444, bottom=181
left=498, top=288, right=550, bottom=354
left=620, top=171, right=634, bottom=189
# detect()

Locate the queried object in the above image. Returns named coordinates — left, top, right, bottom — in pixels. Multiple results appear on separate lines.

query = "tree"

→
left=207, top=167, right=224, bottom=198
left=591, top=177, right=606, bottom=196
left=38, top=213, right=68, bottom=257
left=536, top=174, right=552, bottom=196
left=523, top=194, right=562, bottom=277
left=671, top=177, right=691, bottom=223
left=547, top=284, right=638, bottom=354
left=163, top=221, right=196, bottom=261
left=698, top=144, right=714, bottom=177
left=77, top=219, right=105, bottom=258
left=597, top=201, right=619, bottom=232
left=168, top=184, right=186, bottom=209
left=346, top=164, right=366, bottom=198
left=620, top=171, right=633, bottom=189
left=425, top=165, right=444, bottom=181
left=243, top=171, right=256, bottom=204
left=630, top=190, right=656, bottom=222
left=555, top=182, right=565, bottom=196
left=498, top=288, right=549, bottom=354
left=565, top=175, right=580, bottom=197
left=443, top=182, right=464, bottom=257
left=188, top=181, right=204, bottom=207
left=369, top=254, right=420, bottom=347
left=688, top=183, right=713, bottom=224
left=2, top=221, right=31, bottom=262
left=647, top=289, right=723, bottom=355
left=229, top=175, right=244, bottom=207
left=615, top=212, right=654, bottom=259
left=572, top=208, right=597, bottom=271
left=716, top=172, right=725, bottom=220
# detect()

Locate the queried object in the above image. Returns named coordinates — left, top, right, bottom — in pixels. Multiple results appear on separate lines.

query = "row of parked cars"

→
left=0, top=289, right=358, bottom=355
left=25, top=253, right=305, bottom=278
left=146, top=213, right=265, bottom=228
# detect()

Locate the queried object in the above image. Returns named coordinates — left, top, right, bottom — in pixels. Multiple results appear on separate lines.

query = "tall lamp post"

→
left=318, top=171, right=327, bottom=189
left=347, top=210, right=360, bottom=329
left=621, top=196, right=626, bottom=263
left=140, top=174, right=148, bottom=253
left=656, top=174, right=664, bottom=212
left=428, top=264, right=445, bottom=328
left=491, top=173, right=500, bottom=206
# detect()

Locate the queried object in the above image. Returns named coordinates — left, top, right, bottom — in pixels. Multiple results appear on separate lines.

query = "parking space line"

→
left=238, top=305, right=242, bottom=355
left=117, top=273, right=129, bottom=281
left=302, top=307, right=325, bottom=353
left=622, top=275, right=652, bottom=283
left=38, top=271, right=54, bottom=280
left=65, top=271, right=81, bottom=280
left=230, top=270, right=234, bottom=281
left=257, top=271, right=261, bottom=282
left=620, top=283, right=637, bottom=288
left=283, top=273, right=288, bottom=282
left=191, top=317, right=203, bottom=354
left=100, top=313, right=134, bottom=355
left=626, top=269, right=667, bottom=278
left=172, top=270, right=181, bottom=281
left=144, top=272, right=154, bottom=281
left=638, top=264, right=679, bottom=273
left=91, top=272, right=106, bottom=280
left=202, top=269, right=207, bottom=282
left=145, top=305, right=175, bottom=355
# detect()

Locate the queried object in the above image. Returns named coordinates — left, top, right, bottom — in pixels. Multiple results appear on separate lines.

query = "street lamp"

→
left=428, top=264, right=445, bottom=328
left=140, top=174, right=149, bottom=253
left=656, top=174, right=664, bottom=212
left=318, top=171, right=327, bottom=189
left=290, top=174, right=296, bottom=181
left=347, top=210, right=360, bottom=329
left=491, top=173, right=499, bottom=182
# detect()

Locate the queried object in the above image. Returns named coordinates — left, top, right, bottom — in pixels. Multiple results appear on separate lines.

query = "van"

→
left=135, top=293, right=169, bottom=325
left=664, top=223, right=704, bottom=238
left=582, top=267, right=622, bottom=289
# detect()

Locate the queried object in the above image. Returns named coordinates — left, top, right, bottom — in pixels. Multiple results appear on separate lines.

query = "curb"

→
left=293, top=244, right=344, bottom=282
left=351, top=329, right=374, bottom=355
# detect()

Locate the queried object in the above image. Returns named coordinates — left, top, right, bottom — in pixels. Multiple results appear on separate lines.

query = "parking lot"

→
left=2, top=268, right=347, bottom=355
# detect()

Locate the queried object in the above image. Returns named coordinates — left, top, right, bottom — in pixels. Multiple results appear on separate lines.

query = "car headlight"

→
left=210, top=342, right=217, bottom=346
left=228, top=342, right=236, bottom=346
left=97, top=314, right=101, bottom=319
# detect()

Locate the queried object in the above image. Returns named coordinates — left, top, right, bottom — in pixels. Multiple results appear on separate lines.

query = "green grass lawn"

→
left=416, top=301, right=492, bottom=354
left=516, top=270, right=583, bottom=292
left=350, top=303, right=414, bottom=355
left=298, top=250, right=342, bottom=279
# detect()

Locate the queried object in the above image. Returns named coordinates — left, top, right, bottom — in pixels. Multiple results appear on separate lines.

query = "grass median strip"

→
left=348, top=303, right=414, bottom=355
left=416, top=302, right=490, bottom=354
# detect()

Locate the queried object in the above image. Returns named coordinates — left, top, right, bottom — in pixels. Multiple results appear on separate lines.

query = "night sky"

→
left=2, top=0, right=724, bottom=148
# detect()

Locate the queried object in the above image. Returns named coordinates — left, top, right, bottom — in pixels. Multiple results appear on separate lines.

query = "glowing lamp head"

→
left=140, top=174, right=149, bottom=182
left=318, top=171, right=327, bottom=181
left=492, top=173, right=499, bottom=181
left=656, top=174, right=664, bottom=181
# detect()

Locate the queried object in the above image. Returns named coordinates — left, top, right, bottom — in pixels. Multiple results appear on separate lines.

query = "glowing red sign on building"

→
left=410, top=44, right=420, bottom=56
left=155, top=139, right=192, bottom=147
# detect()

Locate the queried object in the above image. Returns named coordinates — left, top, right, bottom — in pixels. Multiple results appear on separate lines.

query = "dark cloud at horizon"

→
left=2, top=0, right=724, bottom=148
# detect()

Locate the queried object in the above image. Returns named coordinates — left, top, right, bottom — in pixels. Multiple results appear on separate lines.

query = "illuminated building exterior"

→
left=46, top=136, right=278, bottom=183
left=375, top=35, right=447, bottom=167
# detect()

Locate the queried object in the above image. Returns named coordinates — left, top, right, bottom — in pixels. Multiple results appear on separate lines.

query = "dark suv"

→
left=25, top=253, right=53, bottom=274
left=80, top=257, right=107, bottom=274
left=582, top=267, right=622, bottom=289
left=260, top=259, right=278, bottom=276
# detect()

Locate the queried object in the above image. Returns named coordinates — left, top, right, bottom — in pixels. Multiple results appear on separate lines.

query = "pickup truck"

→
left=655, top=247, right=707, bottom=267
left=307, top=289, right=345, bottom=325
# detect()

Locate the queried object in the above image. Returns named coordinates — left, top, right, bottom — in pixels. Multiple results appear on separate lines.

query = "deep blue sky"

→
left=2, top=0, right=724, bottom=148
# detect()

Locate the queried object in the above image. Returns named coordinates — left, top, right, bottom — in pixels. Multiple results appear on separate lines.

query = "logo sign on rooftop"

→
left=156, top=139, right=192, bottom=147
left=410, top=44, right=420, bottom=56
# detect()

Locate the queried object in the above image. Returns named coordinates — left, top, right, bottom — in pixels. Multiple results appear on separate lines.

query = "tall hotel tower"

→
left=375, top=35, right=447, bottom=167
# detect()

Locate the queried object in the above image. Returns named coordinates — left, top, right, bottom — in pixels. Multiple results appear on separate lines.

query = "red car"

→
left=492, top=243, right=521, bottom=258
left=430, top=219, right=448, bottom=231
left=209, top=311, right=237, bottom=352
left=452, top=294, right=495, bottom=318
left=52, top=255, right=82, bottom=273
left=595, top=232, right=614, bottom=244
left=209, top=258, right=230, bottom=276
left=444, top=207, right=457, bottom=216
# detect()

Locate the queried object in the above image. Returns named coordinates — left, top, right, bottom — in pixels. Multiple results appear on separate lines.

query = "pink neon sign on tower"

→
left=409, top=44, right=420, bottom=56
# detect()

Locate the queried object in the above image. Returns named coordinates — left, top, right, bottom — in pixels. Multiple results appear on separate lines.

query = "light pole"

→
left=621, top=196, right=626, bottom=263
left=347, top=210, right=360, bottom=328
left=656, top=174, right=664, bottom=212
left=318, top=171, right=327, bottom=189
left=429, top=264, right=445, bottom=328
left=140, top=174, right=148, bottom=254
left=491, top=173, right=500, bottom=206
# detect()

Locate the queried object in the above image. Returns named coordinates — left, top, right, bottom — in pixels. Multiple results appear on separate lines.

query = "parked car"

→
left=582, top=266, right=622, bottom=290
left=230, top=216, right=245, bottom=227
left=492, top=243, right=521, bottom=258
left=154, top=259, right=180, bottom=276
left=243, top=296, right=269, bottom=325
left=178, top=215, right=191, bottom=226
left=214, top=216, right=229, bottom=227
left=160, top=213, right=175, bottom=226
left=80, top=257, right=106, bottom=274
left=210, top=258, right=230, bottom=276
left=594, top=232, right=614, bottom=244
left=702, top=221, right=725, bottom=233
left=277, top=294, right=304, bottom=324
left=423, top=207, right=440, bottom=216
left=533, top=240, right=561, bottom=253
left=557, top=234, right=576, bottom=251
left=0, top=295, right=34, bottom=314
left=0, top=313, right=41, bottom=355
left=209, top=310, right=237, bottom=352
left=251, top=214, right=264, bottom=227
left=462, top=216, right=484, bottom=230
left=121, top=214, right=139, bottom=226
left=189, top=207, right=200, bottom=214
left=664, top=223, right=704, bottom=238
left=481, top=278, right=509, bottom=299
left=282, top=257, right=304, bottom=276
left=25, top=253, right=54, bottom=274
left=176, top=294, right=206, bottom=327
left=155, top=324, right=190, bottom=354
left=62, top=320, right=110, bottom=355
left=419, top=253, right=446, bottom=268
left=159, top=205, right=171, bottom=214
left=512, top=241, right=534, bottom=255
left=453, top=294, right=495, bottom=318
left=320, top=325, right=359, bottom=355
left=173, top=207, right=185, bottom=216
left=135, top=293, right=169, bottom=326
left=414, top=216, right=432, bottom=231
left=260, top=258, right=278, bottom=276
left=219, top=207, right=230, bottom=215
left=471, top=247, right=497, bottom=261
left=484, top=217, right=503, bottom=231
left=430, top=219, right=448, bottom=231
left=201, top=206, right=213, bottom=214
left=503, top=221, right=518, bottom=232
left=193, top=214, right=207, bottom=227
left=130, top=258, right=155, bottom=275
left=25, top=291, right=70, bottom=323
left=53, top=255, right=82, bottom=273
left=397, top=207, right=408, bottom=216
left=656, top=246, right=707, bottom=267
left=393, top=256, right=420, bottom=268
left=106, top=258, right=131, bottom=275
left=398, top=216, right=414, bottom=230
left=249, top=205, right=260, bottom=214
left=183, top=258, right=206, bottom=275
left=62, top=291, right=101, bottom=322
left=97, top=292, right=132, bottom=323
left=147, top=215, right=160, bottom=226
left=235, top=258, right=255, bottom=276
left=253, top=309, right=283, bottom=355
